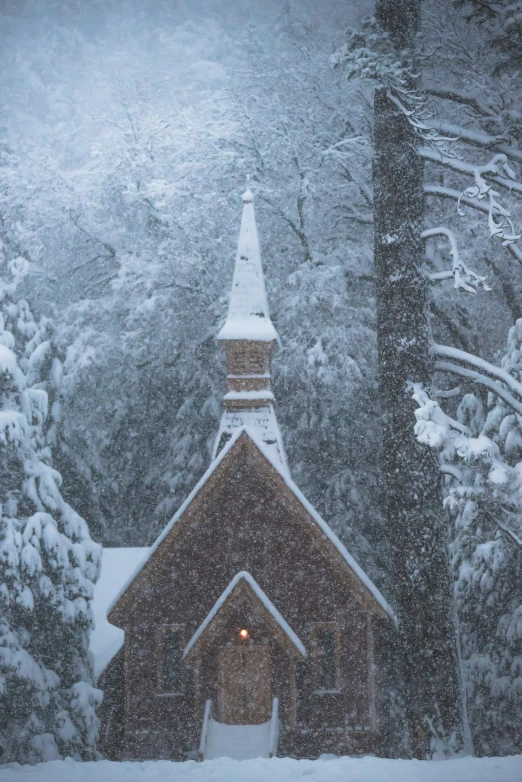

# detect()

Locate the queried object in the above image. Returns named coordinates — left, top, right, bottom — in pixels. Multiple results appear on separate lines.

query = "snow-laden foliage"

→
left=331, top=15, right=418, bottom=87
left=0, top=248, right=102, bottom=763
left=1, top=0, right=522, bottom=755
left=413, top=320, right=522, bottom=755
left=454, top=1, right=522, bottom=75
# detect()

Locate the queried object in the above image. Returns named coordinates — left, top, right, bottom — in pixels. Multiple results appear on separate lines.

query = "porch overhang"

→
left=183, top=571, right=307, bottom=663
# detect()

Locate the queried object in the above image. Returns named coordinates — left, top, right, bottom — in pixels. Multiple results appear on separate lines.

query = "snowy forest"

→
left=1, top=0, right=522, bottom=772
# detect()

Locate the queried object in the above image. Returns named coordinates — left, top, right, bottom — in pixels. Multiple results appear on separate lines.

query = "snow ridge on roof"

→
left=183, top=570, right=307, bottom=659
left=217, top=189, right=279, bottom=343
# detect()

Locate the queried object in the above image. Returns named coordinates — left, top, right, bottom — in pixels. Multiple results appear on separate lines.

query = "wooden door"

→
left=218, top=646, right=271, bottom=724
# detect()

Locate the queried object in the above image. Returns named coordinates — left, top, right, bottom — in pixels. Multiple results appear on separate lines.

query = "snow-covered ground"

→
left=1, top=755, right=521, bottom=782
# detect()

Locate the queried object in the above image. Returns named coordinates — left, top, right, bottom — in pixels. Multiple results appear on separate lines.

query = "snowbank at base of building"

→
left=1, top=754, right=521, bottom=782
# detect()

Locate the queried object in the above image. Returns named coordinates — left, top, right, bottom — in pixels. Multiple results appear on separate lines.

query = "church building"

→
left=96, top=189, right=396, bottom=761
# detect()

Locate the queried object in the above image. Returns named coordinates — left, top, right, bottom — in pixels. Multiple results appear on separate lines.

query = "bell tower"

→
left=213, top=188, right=287, bottom=470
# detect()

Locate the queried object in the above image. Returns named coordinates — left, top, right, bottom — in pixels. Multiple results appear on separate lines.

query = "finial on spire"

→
left=242, top=175, right=253, bottom=203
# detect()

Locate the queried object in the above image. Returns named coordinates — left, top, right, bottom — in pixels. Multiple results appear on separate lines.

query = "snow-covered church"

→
left=94, top=189, right=396, bottom=761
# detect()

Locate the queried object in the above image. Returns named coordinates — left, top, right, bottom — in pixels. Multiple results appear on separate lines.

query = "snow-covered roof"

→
left=90, top=546, right=150, bottom=678
left=244, top=427, right=397, bottom=625
left=109, top=427, right=396, bottom=626
left=183, top=570, right=307, bottom=660
left=217, top=189, right=279, bottom=343
left=108, top=428, right=248, bottom=619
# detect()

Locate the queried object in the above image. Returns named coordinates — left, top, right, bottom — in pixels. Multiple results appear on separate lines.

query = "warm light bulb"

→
left=239, top=629, right=249, bottom=640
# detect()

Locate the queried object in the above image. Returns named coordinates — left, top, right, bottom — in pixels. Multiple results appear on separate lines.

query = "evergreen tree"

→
left=414, top=320, right=522, bottom=756
left=0, top=248, right=102, bottom=763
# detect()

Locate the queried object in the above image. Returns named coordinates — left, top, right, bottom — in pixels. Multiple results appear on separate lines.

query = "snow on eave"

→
left=217, top=317, right=280, bottom=344
left=243, top=427, right=397, bottom=626
left=223, top=390, right=275, bottom=401
left=183, top=570, right=307, bottom=659
left=107, top=427, right=250, bottom=619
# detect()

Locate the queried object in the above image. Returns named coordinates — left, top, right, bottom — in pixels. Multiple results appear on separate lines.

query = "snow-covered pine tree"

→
left=413, top=320, right=522, bottom=756
left=0, top=248, right=102, bottom=763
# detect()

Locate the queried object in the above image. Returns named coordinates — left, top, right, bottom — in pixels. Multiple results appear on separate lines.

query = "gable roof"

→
left=109, top=427, right=396, bottom=626
left=245, top=428, right=397, bottom=625
left=183, top=571, right=307, bottom=661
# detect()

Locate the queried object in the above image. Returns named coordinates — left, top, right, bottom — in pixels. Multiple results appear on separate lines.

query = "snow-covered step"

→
left=204, top=718, right=271, bottom=760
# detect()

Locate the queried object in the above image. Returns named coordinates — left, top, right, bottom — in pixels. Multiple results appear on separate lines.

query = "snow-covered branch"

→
left=423, top=83, right=496, bottom=118
left=419, top=148, right=522, bottom=196
left=434, top=342, right=522, bottom=400
left=424, top=185, right=522, bottom=265
left=435, top=360, right=522, bottom=416
left=422, top=151, right=521, bottom=245
left=432, top=386, right=462, bottom=399
left=385, top=87, right=460, bottom=157
left=422, top=226, right=488, bottom=292
left=425, top=120, right=522, bottom=165
left=411, top=383, right=470, bottom=447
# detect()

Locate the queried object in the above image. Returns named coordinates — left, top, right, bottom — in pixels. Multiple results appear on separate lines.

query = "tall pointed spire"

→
left=217, top=188, right=279, bottom=344
left=213, top=188, right=287, bottom=471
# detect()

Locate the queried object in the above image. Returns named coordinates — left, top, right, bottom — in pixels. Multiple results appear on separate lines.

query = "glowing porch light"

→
left=239, top=629, right=249, bottom=640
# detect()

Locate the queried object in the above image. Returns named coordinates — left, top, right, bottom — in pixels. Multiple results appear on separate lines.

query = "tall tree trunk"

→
left=373, top=0, right=464, bottom=758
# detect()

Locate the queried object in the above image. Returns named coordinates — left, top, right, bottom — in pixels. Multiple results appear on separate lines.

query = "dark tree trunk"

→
left=373, top=0, right=464, bottom=758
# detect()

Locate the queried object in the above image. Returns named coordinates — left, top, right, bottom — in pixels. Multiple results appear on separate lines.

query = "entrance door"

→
left=218, top=646, right=271, bottom=724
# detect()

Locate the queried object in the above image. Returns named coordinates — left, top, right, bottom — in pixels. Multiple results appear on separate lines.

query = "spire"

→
left=213, top=188, right=287, bottom=471
left=217, top=188, right=279, bottom=344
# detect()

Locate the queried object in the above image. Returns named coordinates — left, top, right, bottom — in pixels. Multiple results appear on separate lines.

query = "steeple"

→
left=217, top=188, right=279, bottom=344
left=213, top=188, right=287, bottom=471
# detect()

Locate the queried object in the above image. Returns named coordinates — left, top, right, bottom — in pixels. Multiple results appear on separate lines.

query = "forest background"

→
left=1, top=0, right=521, bottom=759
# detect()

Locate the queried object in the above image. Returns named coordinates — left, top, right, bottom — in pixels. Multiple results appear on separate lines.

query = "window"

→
left=158, top=626, right=184, bottom=693
left=311, top=623, right=340, bottom=692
